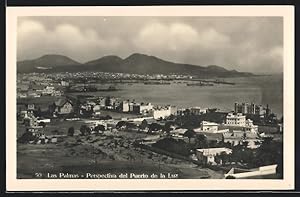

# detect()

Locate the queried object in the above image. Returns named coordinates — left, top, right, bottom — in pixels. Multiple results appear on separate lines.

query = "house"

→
left=200, top=121, right=218, bottom=132
left=27, top=91, right=41, bottom=98
left=52, top=90, right=62, bottom=97
left=52, top=98, right=74, bottom=115
left=36, top=118, right=51, bottom=123
left=26, top=104, right=35, bottom=111
left=17, top=92, right=27, bottom=98
left=98, top=97, right=106, bottom=107
left=24, top=117, right=38, bottom=127
left=170, top=128, right=188, bottom=138
left=194, top=121, right=229, bottom=134
left=93, top=105, right=101, bottom=115
left=18, top=84, right=30, bottom=91
left=190, top=107, right=206, bottom=115
left=225, top=164, right=278, bottom=179
left=196, top=147, right=232, bottom=165
left=140, top=135, right=161, bottom=145
left=169, top=106, right=178, bottom=116
left=244, top=119, right=258, bottom=133
left=223, top=130, right=261, bottom=149
left=177, top=108, right=186, bottom=116
left=42, top=86, right=55, bottom=95
left=129, top=102, right=135, bottom=112
left=61, top=81, right=70, bottom=87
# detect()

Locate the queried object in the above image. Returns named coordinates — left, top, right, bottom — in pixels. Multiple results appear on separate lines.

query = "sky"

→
left=17, top=16, right=283, bottom=73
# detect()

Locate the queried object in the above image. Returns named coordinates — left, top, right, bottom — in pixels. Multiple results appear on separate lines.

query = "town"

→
left=17, top=72, right=283, bottom=179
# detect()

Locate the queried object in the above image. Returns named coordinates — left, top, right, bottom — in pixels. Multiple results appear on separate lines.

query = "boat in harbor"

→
left=186, top=82, right=214, bottom=86
left=144, top=81, right=171, bottom=85
left=67, top=85, right=120, bottom=92
left=213, top=79, right=235, bottom=85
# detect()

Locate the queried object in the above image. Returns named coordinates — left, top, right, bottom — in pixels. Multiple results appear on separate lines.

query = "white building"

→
left=196, top=148, right=232, bottom=165
left=121, top=101, right=129, bottom=112
left=151, top=106, right=172, bottom=119
left=225, top=113, right=246, bottom=126
left=42, top=86, right=55, bottom=95
left=245, top=119, right=259, bottom=133
left=223, top=130, right=261, bottom=149
left=61, top=81, right=70, bottom=87
left=225, top=113, right=258, bottom=134
left=200, top=121, right=219, bottom=132
left=93, top=105, right=101, bottom=115
left=131, top=103, right=153, bottom=114
left=139, top=103, right=153, bottom=114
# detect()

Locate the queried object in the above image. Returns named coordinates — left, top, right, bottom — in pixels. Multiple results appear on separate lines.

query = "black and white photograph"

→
left=6, top=6, right=294, bottom=191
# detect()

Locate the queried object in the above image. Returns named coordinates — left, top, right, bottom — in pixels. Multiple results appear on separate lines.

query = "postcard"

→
left=6, top=5, right=294, bottom=191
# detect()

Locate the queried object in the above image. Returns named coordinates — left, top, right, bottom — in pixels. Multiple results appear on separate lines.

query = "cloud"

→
left=17, top=19, right=122, bottom=63
left=134, top=22, right=230, bottom=52
left=17, top=17, right=283, bottom=73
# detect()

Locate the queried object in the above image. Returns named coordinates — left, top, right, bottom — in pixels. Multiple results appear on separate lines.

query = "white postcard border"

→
left=6, top=5, right=295, bottom=191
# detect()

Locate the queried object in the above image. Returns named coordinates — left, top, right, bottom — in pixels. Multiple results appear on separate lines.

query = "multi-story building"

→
left=225, top=113, right=246, bottom=126
left=129, top=102, right=135, bottom=112
left=98, top=97, right=106, bottom=107
left=50, top=98, right=74, bottom=115
left=190, top=107, right=202, bottom=115
left=234, top=102, right=267, bottom=116
left=151, top=106, right=172, bottom=120
left=255, top=105, right=265, bottom=116
left=121, top=100, right=130, bottom=112
left=170, top=106, right=178, bottom=116
left=133, top=103, right=153, bottom=114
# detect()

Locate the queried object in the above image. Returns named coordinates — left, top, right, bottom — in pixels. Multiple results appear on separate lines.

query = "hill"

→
left=17, top=53, right=253, bottom=77
left=17, top=54, right=81, bottom=73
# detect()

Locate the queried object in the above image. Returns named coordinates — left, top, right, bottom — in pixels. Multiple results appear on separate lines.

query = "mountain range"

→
left=17, top=53, right=253, bottom=77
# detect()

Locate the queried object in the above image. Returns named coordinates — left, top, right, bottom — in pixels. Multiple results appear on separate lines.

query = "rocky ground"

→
left=17, top=130, right=225, bottom=179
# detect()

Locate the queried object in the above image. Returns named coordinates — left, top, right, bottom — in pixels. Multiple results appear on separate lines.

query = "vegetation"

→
left=17, top=131, right=39, bottom=143
left=214, top=137, right=283, bottom=177
left=38, top=122, right=46, bottom=128
left=116, top=121, right=127, bottom=129
left=94, top=124, right=105, bottom=133
left=152, top=138, right=190, bottom=156
left=183, top=129, right=196, bottom=144
left=67, top=127, right=75, bottom=136
left=139, top=119, right=148, bottom=130
left=194, top=134, right=208, bottom=148
left=80, top=125, right=91, bottom=136
left=246, top=113, right=280, bottom=126
left=175, top=112, right=227, bottom=129
left=148, top=123, right=163, bottom=133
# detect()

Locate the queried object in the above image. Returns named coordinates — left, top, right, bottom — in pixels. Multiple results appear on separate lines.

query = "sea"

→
left=77, top=74, right=283, bottom=117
